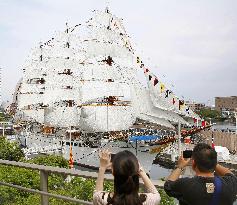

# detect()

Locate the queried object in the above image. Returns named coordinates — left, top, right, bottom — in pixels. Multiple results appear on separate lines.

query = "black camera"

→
left=183, top=150, right=193, bottom=158
left=111, top=153, right=116, bottom=162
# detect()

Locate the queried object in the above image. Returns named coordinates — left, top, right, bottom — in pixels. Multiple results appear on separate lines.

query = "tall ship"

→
left=11, top=7, right=200, bottom=171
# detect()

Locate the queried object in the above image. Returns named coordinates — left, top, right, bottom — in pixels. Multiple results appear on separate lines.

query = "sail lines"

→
left=13, top=8, right=200, bottom=132
left=142, top=66, right=200, bottom=121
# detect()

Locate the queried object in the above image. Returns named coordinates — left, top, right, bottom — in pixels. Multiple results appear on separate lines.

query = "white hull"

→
left=20, top=133, right=158, bottom=172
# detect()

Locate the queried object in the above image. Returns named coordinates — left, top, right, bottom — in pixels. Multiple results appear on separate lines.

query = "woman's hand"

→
left=138, top=162, right=158, bottom=193
left=138, top=163, right=145, bottom=176
left=99, top=149, right=111, bottom=170
left=95, top=149, right=111, bottom=192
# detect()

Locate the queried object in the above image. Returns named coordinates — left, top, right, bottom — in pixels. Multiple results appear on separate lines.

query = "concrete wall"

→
left=215, top=96, right=237, bottom=112
left=200, top=130, right=237, bottom=152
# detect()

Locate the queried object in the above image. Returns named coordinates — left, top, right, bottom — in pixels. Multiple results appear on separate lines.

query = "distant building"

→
left=215, top=96, right=237, bottom=112
left=185, top=101, right=205, bottom=112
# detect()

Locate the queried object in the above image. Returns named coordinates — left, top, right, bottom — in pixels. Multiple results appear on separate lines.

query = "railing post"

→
left=2, top=123, right=5, bottom=136
left=40, top=170, right=49, bottom=205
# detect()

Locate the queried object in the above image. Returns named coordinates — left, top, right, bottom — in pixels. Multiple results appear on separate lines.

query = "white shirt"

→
left=93, top=189, right=161, bottom=205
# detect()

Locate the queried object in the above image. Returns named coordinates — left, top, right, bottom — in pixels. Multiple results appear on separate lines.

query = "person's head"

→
left=110, top=150, right=143, bottom=205
left=192, top=143, right=217, bottom=173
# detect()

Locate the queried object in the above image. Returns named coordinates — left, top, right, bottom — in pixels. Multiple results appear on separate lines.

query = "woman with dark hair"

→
left=93, top=150, right=160, bottom=205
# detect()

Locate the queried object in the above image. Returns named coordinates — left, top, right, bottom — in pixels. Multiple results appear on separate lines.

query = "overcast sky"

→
left=0, top=0, right=236, bottom=106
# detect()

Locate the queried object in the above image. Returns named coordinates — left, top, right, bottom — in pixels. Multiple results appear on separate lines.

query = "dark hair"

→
left=192, top=143, right=217, bottom=173
left=108, top=150, right=145, bottom=205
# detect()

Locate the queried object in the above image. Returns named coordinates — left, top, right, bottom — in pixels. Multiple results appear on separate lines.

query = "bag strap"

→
left=209, top=176, right=222, bottom=205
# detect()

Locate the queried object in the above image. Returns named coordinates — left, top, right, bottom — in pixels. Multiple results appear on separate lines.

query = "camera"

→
left=183, top=150, right=193, bottom=158
left=111, top=153, right=116, bottom=162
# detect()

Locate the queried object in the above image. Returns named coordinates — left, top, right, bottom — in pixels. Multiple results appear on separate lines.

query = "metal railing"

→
left=0, top=159, right=164, bottom=205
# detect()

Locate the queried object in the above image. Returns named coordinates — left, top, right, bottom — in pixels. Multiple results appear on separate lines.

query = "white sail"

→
left=21, top=109, right=45, bottom=124
left=44, top=106, right=80, bottom=127
left=143, top=67, right=200, bottom=120
left=138, top=113, right=175, bottom=129
left=129, top=79, right=187, bottom=124
left=80, top=105, right=135, bottom=132
left=14, top=7, right=200, bottom=132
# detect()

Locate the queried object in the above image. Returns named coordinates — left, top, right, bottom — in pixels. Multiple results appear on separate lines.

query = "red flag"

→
left=184, top=136, right=191, bottom=144
left=154, top=78, right=158, bottom=86
left=144, top=68, right=149, bottom=73
left=201, top=120, right=206, bottom=127
left=172, top=98, right=176, bottom=105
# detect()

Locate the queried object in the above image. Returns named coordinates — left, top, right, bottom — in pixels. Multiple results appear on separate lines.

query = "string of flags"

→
left=136, top=56, right=201, bottom=121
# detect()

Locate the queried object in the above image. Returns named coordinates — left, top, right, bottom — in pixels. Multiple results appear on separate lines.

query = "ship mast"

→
left=105, top=0, right=110, bottom=13
left=14, top=8, right=201, bottom=136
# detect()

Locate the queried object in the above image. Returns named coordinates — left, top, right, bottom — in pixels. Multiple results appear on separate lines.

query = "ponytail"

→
left=108, top=174, right=144, bottom=205
left=109, top=150, right=146, bottom=205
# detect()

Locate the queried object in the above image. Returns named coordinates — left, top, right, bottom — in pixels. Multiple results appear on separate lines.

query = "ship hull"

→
left=19, top=132, right=158, bottom=172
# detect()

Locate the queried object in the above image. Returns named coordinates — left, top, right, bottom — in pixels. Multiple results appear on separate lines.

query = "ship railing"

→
left=22, top=144, right=62, bottom=156
left=0, top=159, right=164, bottom=205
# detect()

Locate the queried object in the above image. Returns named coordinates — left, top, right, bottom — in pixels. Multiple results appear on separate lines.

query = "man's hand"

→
left=177, top=154, right=190, bottom=169
left=166, top=153, right=191, bottom=182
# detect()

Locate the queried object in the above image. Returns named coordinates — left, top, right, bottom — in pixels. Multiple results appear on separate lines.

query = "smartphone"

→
left=183, top=150, right=193, bottom=158
left=111, top=153, right=116, bottom=162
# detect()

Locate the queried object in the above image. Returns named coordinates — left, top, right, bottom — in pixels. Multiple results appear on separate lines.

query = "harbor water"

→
left=212, top=122, right=236, bottom=133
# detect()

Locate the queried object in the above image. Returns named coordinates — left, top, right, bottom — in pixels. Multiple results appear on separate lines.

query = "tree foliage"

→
left=0, top=139, right=175, bottom=205
left=0, top=136, right=24, bottom=161
left=0, top=111, right=11, bottom=121
left=27, top=154, right=69, bottom=168
left=197, top=108, right=222, bottom=121
left=158, top=189, right=175, bottom=205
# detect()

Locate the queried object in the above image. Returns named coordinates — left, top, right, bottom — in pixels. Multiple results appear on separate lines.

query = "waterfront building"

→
left=185, top=101, right=205, bottom=112
left=215, top=96, right=237, bottom=116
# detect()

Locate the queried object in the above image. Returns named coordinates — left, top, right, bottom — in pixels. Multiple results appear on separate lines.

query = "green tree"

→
left=0, top=136, right=24, bottom=161
left=27, top=155, right=69, bottom=191
left=158, top=189, right=175, bottom=205
left=27, top=154, right=68, bottom=168
left=197, top=108, right=222, bottom=121
left=0, top=154, right=68, bottom=204
left=0, top=111, right=12, bottom=121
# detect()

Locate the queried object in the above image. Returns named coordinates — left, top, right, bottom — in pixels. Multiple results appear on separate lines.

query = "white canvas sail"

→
left=80, top=105, right=135, bottom=132
left=143, top=67, right=200, bottom=120
left=21, top=109, right=45, bottom=124
left=14, top=7, right=200, bottom=133
left=44, top=106, right=80, bottom=127
left=138, top=113, right=175, bottom=129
